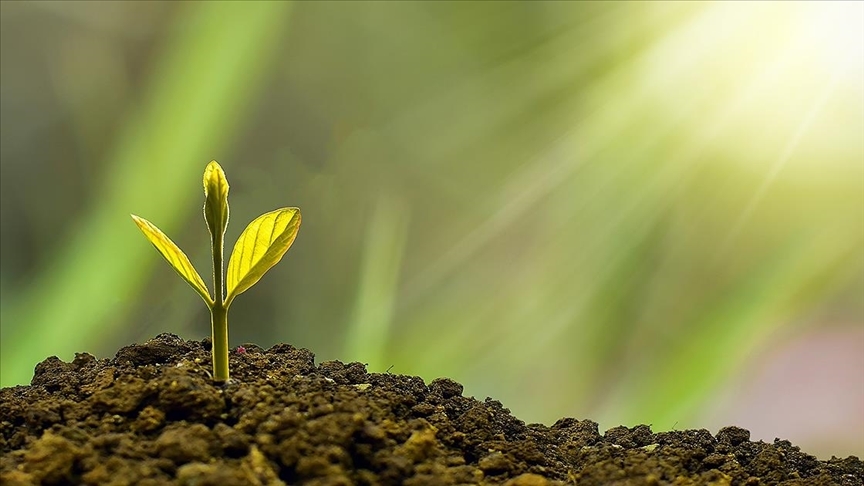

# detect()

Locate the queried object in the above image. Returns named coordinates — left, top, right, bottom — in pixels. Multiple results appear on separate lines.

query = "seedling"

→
left=131, top=161, right=300, bottom=382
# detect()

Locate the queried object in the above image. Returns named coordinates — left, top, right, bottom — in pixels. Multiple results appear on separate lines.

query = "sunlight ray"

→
left=715, top=67, right=845, bottom=261
left=399, top=5, right=715, bottom=307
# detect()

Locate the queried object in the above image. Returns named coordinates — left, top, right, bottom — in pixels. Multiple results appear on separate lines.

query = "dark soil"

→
left=1, top=334, right=860, bottom=485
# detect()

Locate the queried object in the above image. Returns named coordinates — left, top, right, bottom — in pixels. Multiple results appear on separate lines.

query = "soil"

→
left=0, top=334, right=860, bottom=486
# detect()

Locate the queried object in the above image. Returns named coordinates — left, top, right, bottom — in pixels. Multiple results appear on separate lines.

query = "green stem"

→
left=210, top=304, right=229, bottom=381
left=211, top=218, right=228, bottom=381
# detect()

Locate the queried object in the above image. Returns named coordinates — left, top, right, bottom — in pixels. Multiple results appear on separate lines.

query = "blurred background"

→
left=1, top=1, right=862, bottom=459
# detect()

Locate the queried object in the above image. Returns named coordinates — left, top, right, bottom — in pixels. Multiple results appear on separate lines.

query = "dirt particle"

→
left=717, top=426, right=751, bottom=447
left=502, top=472, right=553, bottom=486
left=397, top=425, right=439, bottom=462
left=428, top=378, right=464, bottom=399
left=133, top=405, right=166, bottom=433
left=155, top=424, right=217, bottom=464
left=23, top=431, right=82, bottom=484
left=480, top=451, right=513, bottom=475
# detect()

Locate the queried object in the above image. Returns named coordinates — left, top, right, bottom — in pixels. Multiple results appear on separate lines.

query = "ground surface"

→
left=1, top=333, right=861, bottom=485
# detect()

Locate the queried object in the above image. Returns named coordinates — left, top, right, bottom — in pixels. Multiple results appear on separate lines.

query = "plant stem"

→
left=211, top=212, right=228, bottom=381
left=210, top=303, right=229, bottom=381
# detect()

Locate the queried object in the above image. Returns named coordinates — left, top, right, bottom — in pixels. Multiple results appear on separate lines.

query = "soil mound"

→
left=1, top=334, right=860, bottom=485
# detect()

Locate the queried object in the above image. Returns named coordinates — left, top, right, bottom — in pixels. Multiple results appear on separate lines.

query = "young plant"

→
left=131, top=161, right=301, bottom=382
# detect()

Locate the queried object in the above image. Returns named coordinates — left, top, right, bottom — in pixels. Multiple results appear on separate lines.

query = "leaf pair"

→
left=131, top=161, right=300, bottom=381
left=132, top=161, right=300, bottom=308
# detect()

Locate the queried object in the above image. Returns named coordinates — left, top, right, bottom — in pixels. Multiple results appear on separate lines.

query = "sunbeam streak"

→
left=715, top=67, right=845, bottom=261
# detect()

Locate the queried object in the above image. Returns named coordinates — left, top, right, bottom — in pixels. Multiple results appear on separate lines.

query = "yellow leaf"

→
left=131, top=214, right=213, bottom=305
left=202, top=160, right=229, bottom=243
left=225, top=208, right=300, bottom=305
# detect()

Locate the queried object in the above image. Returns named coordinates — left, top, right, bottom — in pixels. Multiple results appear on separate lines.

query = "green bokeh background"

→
left=1, top=1, right=862, bottom=458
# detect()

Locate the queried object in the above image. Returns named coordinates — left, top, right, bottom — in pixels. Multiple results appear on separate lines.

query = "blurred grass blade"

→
left=0, top=1, right=294, bottom=387
left=226, top=208, right=301, bottom=306
left=131, top=215, right=211, bottom=306
left=344, top=193, right=410, bottom=370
